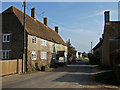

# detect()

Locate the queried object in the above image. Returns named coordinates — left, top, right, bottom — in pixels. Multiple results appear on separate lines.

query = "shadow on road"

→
left=52, top=61, right=118, bottom=87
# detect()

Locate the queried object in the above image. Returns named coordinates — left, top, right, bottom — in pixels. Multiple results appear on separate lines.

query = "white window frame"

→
left=3, top=34, right=10, bottom=42
left=32, top=36, right=37, bottom=43
left=32, top=51, right=36, bottom=60
left=41, top=52, right=47, bottom=59
left=41, top=39, right=46, bottom=46
left=2, top=50, right=10, bottom=59
left=60, top=44, right=63, bottom=49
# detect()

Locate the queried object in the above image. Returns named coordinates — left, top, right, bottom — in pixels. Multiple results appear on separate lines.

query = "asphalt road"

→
left=2, top=61, right=119, bottom=89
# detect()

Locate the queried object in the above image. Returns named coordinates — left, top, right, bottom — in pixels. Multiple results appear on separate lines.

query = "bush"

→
left=88, top=53, right=100, bottom=65
left=41, top=66, right=45, bottom=71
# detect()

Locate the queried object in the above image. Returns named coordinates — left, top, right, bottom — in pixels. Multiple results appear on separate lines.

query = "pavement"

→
left=2, top=61, right=119, bottom=89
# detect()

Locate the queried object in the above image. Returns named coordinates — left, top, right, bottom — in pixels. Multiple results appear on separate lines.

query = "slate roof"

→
left=93, top=40, right=103, bottom=50
left=2, top=6, right=66, bottom=45
left=104, top=21, right=120, bottom=39
left=93, top=21, right=120, bottom=50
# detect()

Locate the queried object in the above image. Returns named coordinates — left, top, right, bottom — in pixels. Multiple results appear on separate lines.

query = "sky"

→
left=1, top=2, right=118, bottom=53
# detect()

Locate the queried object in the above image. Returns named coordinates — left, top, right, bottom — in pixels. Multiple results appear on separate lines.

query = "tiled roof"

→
left=2, top=6, right=66, bottom=45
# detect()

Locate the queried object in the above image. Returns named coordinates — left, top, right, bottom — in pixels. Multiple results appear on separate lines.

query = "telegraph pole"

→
left=91, top=42, right=93, bottom=54
left=23, top=0, right=27, bottom=72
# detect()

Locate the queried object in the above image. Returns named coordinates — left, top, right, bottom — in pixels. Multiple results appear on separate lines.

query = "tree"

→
left=82, top=52, right=88, bottom=58
left=66, top=40, right=77, bottom=63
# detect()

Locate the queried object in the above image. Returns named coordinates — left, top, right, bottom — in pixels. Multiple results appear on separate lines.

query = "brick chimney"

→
left=44, top=17, right=48, bottom=26
left=55, top=26, right=58, bottom=33
left=104, top=11, right=110, bottom=24
left=31, top=8, right=36, bottom=19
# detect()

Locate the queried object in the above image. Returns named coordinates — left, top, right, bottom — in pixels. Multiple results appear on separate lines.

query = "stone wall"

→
left=27, top=34, right=67, bottom=72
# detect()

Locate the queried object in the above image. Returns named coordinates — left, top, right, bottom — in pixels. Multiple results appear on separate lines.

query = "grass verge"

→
left=76, top=58, right=89, bottom=62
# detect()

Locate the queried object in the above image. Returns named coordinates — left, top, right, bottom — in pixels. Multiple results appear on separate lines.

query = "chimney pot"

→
left=104, top=11, right=110, bottom=24
left=55, top=26, right=59, bottom=33
left=44, top=17, right=48, bottom=26
left=31, top=8, right=36, bottom=19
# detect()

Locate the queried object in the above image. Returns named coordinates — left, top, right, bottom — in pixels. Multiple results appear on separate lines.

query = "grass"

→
left=76, top=58, right=89, bottom=62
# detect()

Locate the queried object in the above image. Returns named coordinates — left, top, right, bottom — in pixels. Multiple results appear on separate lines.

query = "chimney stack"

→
left=102, top=34, right=104, bottom=39
left=44, top=17, right=48, bottom=26
left=55, top=26, right=59, bottom=33
left=31, top=8, right=36, bottom=19
left=104, top=11, right=110, bottom=24
left=100, top=38, right=102, bottom=41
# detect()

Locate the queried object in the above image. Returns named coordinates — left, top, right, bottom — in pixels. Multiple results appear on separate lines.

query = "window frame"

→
left=32, top=36, right=37, bottom=44
left=2, top=34, right=10, bottom=42
left=60, top=44, right=63, bottom=49
left=41, top=39, right=47, bottom=46
left=2, top=51, right=9, bottom=59
left=41, top=52, right=47, bottom=59
left=32, top=51, right=36, bottom=60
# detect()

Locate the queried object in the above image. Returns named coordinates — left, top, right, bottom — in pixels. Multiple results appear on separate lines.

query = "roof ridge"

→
left=2, top=6, right=66, bottom=45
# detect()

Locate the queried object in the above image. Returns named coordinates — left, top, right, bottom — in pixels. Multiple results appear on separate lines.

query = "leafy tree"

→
left=82, top=52, right=88, bottom=58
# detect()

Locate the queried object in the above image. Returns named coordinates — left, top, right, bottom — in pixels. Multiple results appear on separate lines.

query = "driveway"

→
left=2, top=61, right=119, bottom=89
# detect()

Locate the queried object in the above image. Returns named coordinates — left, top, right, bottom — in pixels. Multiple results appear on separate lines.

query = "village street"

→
left=2, top=61, right=119, bottom=89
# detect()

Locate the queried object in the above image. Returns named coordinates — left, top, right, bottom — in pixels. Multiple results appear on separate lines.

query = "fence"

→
left=0, top=59, right=23, bottom=76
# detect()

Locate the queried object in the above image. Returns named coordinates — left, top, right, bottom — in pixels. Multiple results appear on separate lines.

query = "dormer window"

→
left=32, top=36, right=36, bottom=43
left=3, top=34, right=10, bottom=42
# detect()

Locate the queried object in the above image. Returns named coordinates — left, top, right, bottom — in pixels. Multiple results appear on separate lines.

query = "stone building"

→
left=92, top=38, right=103, bottom=64
left=93, top=11, right=120, bottom=82
left=1, top=6, right=67, bottom=72
left=93, top=11, right=120, bottom=66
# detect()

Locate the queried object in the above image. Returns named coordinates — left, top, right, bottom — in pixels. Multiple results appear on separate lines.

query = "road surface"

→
left=2, top=61, right=119, bottom=89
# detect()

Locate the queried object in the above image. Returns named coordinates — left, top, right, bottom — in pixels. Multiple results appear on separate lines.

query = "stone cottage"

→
left=0, top=6, right=67, bottom=72
left=93, top=11, right=120, bottom=82
left=93, top=11, right=120, bottom=66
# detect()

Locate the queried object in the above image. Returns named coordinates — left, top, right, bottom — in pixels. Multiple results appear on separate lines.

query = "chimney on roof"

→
left=44, top=17, right=48, bottom=26
left=102, top=34, right=104, bottom=39
left=104, top=11, right=110, bottom=24
left=31, top=8, right=36, bottom=19
left=100, top=38, right=102, bottom=41
left=55, top=26, right=59, bottom=33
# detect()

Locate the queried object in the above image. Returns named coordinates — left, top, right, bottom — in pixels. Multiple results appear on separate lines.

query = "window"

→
left=2, top=51, right=9, bottom=59
left=41, top=52, right=47, bottom=59
left=32, top=51, right=36, bottom=60
left=3, top=34, right=10, bottom=42
left=32, top=36, right=36, bottom=43
left=41, top=39, right=46, bottom=46
left=60, top=44, right=62, bottom=49
left=53, top=42, right=55, bottom=47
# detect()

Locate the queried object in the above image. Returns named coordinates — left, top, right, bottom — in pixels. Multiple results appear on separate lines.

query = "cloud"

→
left=79, top=9, right=118, bottom=20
